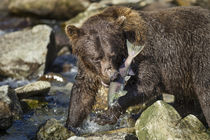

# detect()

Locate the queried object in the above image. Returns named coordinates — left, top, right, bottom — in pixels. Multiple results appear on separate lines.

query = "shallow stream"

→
left=0, top=55, right=77, bottom=140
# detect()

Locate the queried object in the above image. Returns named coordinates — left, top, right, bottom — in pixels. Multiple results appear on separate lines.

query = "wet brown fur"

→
left=66, top=6, right=210, bottom=128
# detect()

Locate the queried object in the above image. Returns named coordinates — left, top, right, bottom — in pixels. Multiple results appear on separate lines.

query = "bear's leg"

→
left=194, top=81, right=210, bottom=128
left=66, top=77, right=97, bottom=130
left=94, top=60, right=162, bottom=125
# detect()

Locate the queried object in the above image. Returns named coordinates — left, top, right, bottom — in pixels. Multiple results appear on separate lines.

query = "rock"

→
left=65, top=3, right=105, bottom=28
left=57, top=46, right=71, bottom=56
left=98, top=0, right=158, bottom=8
left=0, top=0, right=10, bottom=12
left=178, top=115, right=210, bottom=139
left=71, top=133, right=129, bottom=140
left=65, top=0, right=152, bottom=28
left=67, top=136, right=85, bottom=140
left=15, top=81, right=51, bottom=99
left=8, top=0, right=90, bottom=19
left=68, top=128, right=137, bottom=140
left=105, top=0, right=148, bottom=6
left=142, top=0, right=174, bottom=11
left=135, top=100, right=210, bottom=140
left=0, top=15, right=37, bottom=32
left=0, top=25, right=56, bottom=79
left=195, top=0, right=210, bottom=9
left=0, top=85, right=23, bottom=130
left=175, top=0, right=210, bottom=9
left=65, top=0, right=169, bottom=28
left=162, top=93, right=175, bottom=103
left=36, top=118, right=73, bottom=140
left=21, top=98, right=48, bottom=110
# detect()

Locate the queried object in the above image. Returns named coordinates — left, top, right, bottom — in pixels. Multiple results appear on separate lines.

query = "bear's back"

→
left=138, top=7, right=210, bottom=97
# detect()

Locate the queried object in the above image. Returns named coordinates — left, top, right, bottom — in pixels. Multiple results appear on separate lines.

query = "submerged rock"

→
left=135, top=100, right=210, bottom=140
left=0, top=85, right=23, bottom=130
left=36, top=118, right=73, bottom=140
left=0, top=25, right=56, bottom=79
left=8, top=0, right=90, bottom=19
left=15, top=81, right=51, bottom=99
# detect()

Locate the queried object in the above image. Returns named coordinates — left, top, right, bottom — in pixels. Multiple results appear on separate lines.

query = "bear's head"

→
left=65, top=16, right=127, bottom=86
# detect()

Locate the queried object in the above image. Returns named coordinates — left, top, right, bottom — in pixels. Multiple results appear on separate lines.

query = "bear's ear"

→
left=65, top=24, right=84, bottom=41
left=115, top=16, right=126, bottom=27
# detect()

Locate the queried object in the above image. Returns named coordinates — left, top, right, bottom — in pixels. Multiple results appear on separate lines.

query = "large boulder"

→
left=8, top=0, right=90, bottom=19
left=0, top=85, right=23, bottom=130
left=0, top=25, right=56, bottom=79
left=135, top=100, right=210, bottom=140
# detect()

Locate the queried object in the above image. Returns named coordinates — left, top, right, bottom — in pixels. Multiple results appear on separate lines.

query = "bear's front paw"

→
left=93, top=103, right=123, bottom=125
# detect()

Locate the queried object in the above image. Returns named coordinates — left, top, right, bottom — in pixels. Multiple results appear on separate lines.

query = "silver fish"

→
left=108, top=40, right=144, bottom=106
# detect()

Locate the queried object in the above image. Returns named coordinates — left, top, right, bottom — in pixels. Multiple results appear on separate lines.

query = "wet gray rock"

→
left=37, top=118, right=73, bottom=140
left=8, top=0, right=90, bottom=19
left=0, top=85, right=23, bottom=130
left=135, top=100, right=210, bottom=140
left=15, top=81, right=51, bottom=99
left=0, top=25, right=56, bottom=79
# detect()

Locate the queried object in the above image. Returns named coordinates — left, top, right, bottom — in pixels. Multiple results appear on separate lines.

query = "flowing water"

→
left=0, top=55, right=78, bottom=140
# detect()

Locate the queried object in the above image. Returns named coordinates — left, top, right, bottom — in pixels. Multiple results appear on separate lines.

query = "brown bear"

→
left=65, top=6, right=210, bottom=130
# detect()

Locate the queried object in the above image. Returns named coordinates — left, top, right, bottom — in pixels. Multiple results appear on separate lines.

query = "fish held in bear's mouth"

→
left=108, top=40, right=145, bottom=106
